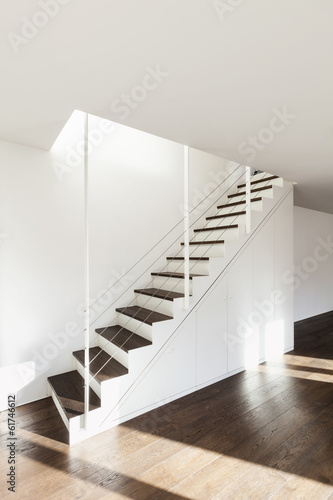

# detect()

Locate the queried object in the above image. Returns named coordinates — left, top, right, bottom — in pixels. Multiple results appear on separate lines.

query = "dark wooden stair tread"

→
left=73, top=347, right=128, bottom=382
left=151, top=272, right=203, bottom=279
left=181, top=240, right=224, bottom=245
left=206, top=211, right=246, bottom=221
left=217, top=197, right=262, bottom=210
left=48, top=370, right=101, bottom=419
left=194, top=224, right=238, bottom=233
left=96, top=325, right=152, bottom=352
left=116, top=306, right=172, bottom=325
left=237, top=175, right=278, bottom=189
left=228, top=185, right=273, bottom=198
left=134, top=287, right=184, bottom=301
left=166, top=256, right=209, bottom=261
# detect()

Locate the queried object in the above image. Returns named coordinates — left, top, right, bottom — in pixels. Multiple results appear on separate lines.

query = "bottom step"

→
left=48, top=370, right=101, bottom=420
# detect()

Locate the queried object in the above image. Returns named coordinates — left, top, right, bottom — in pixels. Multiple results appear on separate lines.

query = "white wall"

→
left=0, top=138, right=85, bottom=411
left=0, top=112, right=237, bottom=410
left=293, top=206, right=333, bottom=321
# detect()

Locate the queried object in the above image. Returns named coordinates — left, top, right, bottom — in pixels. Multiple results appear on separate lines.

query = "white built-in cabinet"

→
left=196, top=276, right=228, bottom=386
left=274, top=191, right=294, bottom=352
left=196, top=191, right=294, bottom=382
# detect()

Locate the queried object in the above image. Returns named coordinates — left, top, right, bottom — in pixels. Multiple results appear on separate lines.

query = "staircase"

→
left=48, top=170, right=291, bottom=444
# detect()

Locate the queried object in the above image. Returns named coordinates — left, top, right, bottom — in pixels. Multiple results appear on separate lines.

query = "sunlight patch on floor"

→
left=257, top=354, right=333, bottom=383
left=120, top=452, right=332, bottom=500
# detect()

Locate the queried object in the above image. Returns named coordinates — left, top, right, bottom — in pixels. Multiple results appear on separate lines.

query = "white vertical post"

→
left=183, top=146, right=190, bottom=309
left=245, top=166, right=251, bottom=234
left=84, top=113, right=90, bottom=430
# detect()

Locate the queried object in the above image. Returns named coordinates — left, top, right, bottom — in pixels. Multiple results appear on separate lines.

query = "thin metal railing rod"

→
left=183, top=146, right=190, bottom=309
left=83, top=112, right=90, bottom=430
left=245, top=166, right=251, bottom=234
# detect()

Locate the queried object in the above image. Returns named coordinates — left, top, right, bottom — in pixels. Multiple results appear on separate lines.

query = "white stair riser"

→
left=98, top=334, right=129, bottom=369
left=193, top=226, right=239, bottom=243
left=206, top=214, right=246, bottom=228
left=118, top=314, right=153, bottom=341
left=250, top=172, right=274, bottom=181
left=75, top=360, right=128, bottom=402
left=99, top=378, right=127, bottom=406
left=167, top=260, right=209, bottom=275
left=153, top=276, right=193, bottom=294
left=272, top=177, right=283, bottom=187
left=216, top=199, right=263, bottom=216
left=181, top=243, right=225, bottom=258
left=69, top=407, right=102, bottom=436
left=136, top=292, right=174, bottom=317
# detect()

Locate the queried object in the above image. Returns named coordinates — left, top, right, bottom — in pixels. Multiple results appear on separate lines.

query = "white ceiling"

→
left=1, top=0, right=333, bottom=212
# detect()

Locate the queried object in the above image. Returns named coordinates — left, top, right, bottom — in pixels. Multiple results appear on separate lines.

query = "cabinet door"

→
left=252, top=218, right=275, bottom=361
left=227, top=243, right=255, bottom=372
left=274, top=191, right=294, bottom=352
left=196, top=274, right=228, bottom=387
